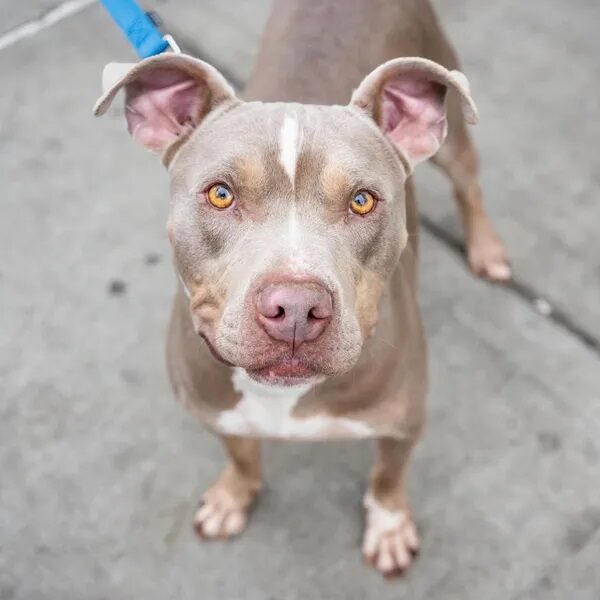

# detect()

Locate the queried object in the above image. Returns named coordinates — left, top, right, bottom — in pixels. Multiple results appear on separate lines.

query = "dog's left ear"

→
left=350, top=58, right=478, bottom=171
left=94, top=53, right=238, bottom=157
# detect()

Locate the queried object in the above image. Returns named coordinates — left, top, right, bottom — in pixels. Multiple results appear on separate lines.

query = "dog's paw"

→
left=467, top=228, right=511, bottom=282
left=193, top=485, right=250, bottom=540
left=362, top=493, right=419, bottom=578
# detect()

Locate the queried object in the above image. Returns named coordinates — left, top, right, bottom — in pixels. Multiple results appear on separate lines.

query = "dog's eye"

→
left=350, top=190, right=376, bottom=215
left=206, top=184, right=234, bottom=209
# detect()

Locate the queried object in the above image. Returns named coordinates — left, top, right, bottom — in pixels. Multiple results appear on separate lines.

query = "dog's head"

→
left=95, top=54, right=476, bottom=385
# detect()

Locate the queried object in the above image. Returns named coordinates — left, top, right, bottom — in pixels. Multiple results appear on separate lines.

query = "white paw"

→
left=193, top=487, right=249, bottom=540
left=362, top=493, right=419, bottom=577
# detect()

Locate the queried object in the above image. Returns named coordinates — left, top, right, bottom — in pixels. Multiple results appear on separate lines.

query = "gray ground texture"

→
left=1, top=1, right=599, bottom=599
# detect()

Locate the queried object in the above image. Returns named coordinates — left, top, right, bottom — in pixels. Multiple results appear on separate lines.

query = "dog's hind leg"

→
left=423, top=17, right=511, bottom=281
left=194, top=435, right=262, bottom=540
left=431, top=106, right=511, bottom=281
left=362, top=437, right=420, bottom=578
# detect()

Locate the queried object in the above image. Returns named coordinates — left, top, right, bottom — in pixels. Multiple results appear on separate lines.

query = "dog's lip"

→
left=199, top=333, right=326, bottom=382
left=199, top=333, right=320, bottom=379
left=248, top=358, right=319, bottom=385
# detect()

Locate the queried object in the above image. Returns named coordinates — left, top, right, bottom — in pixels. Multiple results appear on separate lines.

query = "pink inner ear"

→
left=125, top=69, right=200, bottom=152
left=381, top=76, right=447, bottom=166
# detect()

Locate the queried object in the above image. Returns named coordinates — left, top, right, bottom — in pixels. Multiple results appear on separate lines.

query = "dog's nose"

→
left=256, top=282, right=333, bottom=346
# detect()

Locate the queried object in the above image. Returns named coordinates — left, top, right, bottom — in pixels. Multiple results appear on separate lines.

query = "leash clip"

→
left=162, top=33, right=181, bottom=54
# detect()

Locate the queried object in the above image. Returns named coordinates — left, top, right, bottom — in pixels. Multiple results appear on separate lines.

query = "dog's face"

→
left=169, top=101, right=406, bottom=384
left=95, top=55, right=476, bottom=385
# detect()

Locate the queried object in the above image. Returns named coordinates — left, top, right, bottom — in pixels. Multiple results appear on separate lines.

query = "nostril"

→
left=257, top=289, right=287, bottom=319
left=308, top=307, right=328, bottom=321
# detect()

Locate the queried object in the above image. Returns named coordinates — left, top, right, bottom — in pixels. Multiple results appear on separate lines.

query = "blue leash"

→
left=99, top=0, right=179, bottom=58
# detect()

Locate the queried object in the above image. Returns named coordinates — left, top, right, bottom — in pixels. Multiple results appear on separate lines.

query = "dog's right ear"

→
left=94, top=53, right=238, bottom=157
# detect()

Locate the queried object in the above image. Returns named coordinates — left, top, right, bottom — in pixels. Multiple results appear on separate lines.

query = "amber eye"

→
left=350, top=190, right=376, bottom=215
left=207, top=184, right=234, bottom=209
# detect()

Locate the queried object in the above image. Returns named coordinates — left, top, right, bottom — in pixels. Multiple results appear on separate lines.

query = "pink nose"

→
left=256, top=282, right=333, bottom=346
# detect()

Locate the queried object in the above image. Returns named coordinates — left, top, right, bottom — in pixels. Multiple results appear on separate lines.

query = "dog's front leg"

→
left=362, top=437, right=420, bottom=578
left=194, top=435, right=262, bottom=540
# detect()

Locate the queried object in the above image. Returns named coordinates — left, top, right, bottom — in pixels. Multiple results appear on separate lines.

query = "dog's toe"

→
left=363, top=524, right=418, bottom=577
left=194, top=502, right=248, bottom=539
left=193, top=489, right=249, bottom=540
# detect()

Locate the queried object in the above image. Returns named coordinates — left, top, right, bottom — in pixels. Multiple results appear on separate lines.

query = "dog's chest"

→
left=213, top=368, right=374, bottom=440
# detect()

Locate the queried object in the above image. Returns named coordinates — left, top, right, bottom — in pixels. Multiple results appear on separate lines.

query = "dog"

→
left=95, top=0, right=509, bottom=577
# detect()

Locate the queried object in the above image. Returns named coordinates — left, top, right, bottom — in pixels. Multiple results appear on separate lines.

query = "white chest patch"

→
left=214, top=368, right=374, bottom=440
left=278, top=114, right=299, bottom=187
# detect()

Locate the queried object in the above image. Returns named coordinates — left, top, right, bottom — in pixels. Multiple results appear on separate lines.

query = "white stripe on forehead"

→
left=278, top=111, right=303, bottom=250
left=279, top=113, right=299, bottom=187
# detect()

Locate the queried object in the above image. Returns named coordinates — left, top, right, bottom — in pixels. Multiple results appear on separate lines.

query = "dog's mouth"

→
left=248, top=358, right=319, bottom=386
left=200, top=334, right=321, bottom=384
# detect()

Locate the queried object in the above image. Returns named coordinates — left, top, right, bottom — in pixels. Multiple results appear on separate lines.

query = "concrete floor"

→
left=1, top=1, right=599, bottom=599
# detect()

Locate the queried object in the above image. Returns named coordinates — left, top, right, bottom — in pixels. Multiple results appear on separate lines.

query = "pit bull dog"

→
left=95, top=0, right=510, bottom=577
